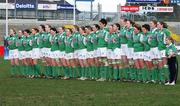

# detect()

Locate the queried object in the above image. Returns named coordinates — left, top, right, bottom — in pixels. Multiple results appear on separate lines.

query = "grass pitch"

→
left=0, top=57, right=180, bottom=106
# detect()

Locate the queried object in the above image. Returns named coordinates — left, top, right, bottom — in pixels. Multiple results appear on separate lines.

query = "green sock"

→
left=163, top=65, right=169, bottom=82
left=91, top=66, right=95, bottom=78
left=121, top=68, right=126, bottom=79
left=108, top=66, right=113, bottom=80
left=154, top=68, right=158, bottom=82
left=26, top=66, right=29, bottom=76
left=20, top=65, right=24, bottom=76
left=95, top=66, right=99, bottom=79
left=10, top=65, right=15, bottom=75
left=142, top=68, right=147, bottom=82
left=147, top=69, right=151, bottom=81
left=24, top=65, right=27, bottom=76
left=118, top=68, right=121, bottom=80
left=35, top=65, right=40, bottom=77
left=159, top=68, right=164, bottom=83
left=124, top=68, right=128, bottom=80
left=69, top=67, right=73, bottom=78
left=78, top=66, right=81, bottom=78
left=64, top=67, right=69, bottom=78
left=103, top=66, right=108, bottom=80
left=113, top=68, right=119, bottom=80
left=60, top=66, right=64, bottom=77
left=130, top=68, right=134, bottom=80
left=72, top=67, right=78, bottom=78
left=138, top=69, right=143, bottom=81
left=85, top=67, right=90, bottom=78
left=14, top=65, right=18, bottom=76
left=44, top=66, right=49, bottom=77
left=52, top=66, right=57, bottom=77
left=81, top=67, right=85, bottom=78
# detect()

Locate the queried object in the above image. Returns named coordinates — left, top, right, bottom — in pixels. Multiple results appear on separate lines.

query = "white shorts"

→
left=40, top=48, right=44, bottom=58
left=113, top=48, right=122, bottom=59
left=144, top=51, right=151, bottom=61
left=65, top=53, right=74, bottom=60
left=127, top=48, right=134, bottom=59
left=59, top=51, right=65, bottom=58
left=74, top=50, right=79, bottom=59
left=78, top=49, right=87, bottom=59
left=18, top=51, right=25, bottom=60
left=97, top=47, right=107, bottom=57
left=41, top=48, right=46, bottom=57
left=51, top=51, right=59, bottom=59
left=87, top=51, right=95, bottom=58
left=150, top=47, right=160, bottom=59
left=9, top=49, right=19, bottom=59
left=93, top=49, right=98, bottom=58
left=133, top=52, right=144, bottom=60
left=43, top=48, right=51, bottom=58
left=25, top=51, right=32, bottom=58
left=32, top=48, right=40, bottom=59
left=107, top=49, right=113, bottom=59
left=121, top=44, right=128, bottom=56
left=160, top=50, right=166, bottom=58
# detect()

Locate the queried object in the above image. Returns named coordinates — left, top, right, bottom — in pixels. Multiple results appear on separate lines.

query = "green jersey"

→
left=43, top=32, right=51, bottom=48
left=38, top=32, right=46, bottom=48
left=157, top=28, right=170, bottom=50
left=149, top=28, right=158, bottom=48
left=23, top=36, right=33, bottom=51
left=133, top=32, right=144, bottom=52
left=72, top=32, right=80, bottom=50
left=97, top=27, right=109, bottom=48
left=77, top=34, right=87, bottom=50
left=86, top=32, right=97, bottom=51
left=107, top=32, right=119, bottom=50
left=57, top=32, right=66, bottom=51
left=6, top=35, right=18, bottom=50
left=166, top=43, right=177, bottom=56
left=126, top=27, right=134, bottom=48
left=50, top=34, right=59, bottom=51
left=65, top=35, right=74, bottom=53
left=16, top=36, right=25, bottom=51
left=142, top=32, right=151, bottom=51
left=31, top=34, right=39, bottom=48
left=119, top=27, right=127, bottom=44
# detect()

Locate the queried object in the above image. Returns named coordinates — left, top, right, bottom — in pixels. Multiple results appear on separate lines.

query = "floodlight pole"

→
left=6, top=0, right=8, bottom=37
left=73, top=0, right=76, bottom=25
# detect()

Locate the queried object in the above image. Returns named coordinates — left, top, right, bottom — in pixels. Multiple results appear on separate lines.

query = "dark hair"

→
left=23, top=29, right=31, bottom=34
left=151, top=20, right=157, bottom=27
left=50, top=27, right=57, bottom=33
left=142, top=24, right=150, bottom=31
left=134, top=24, right=142, bottom=32
left=73, top=25, right=79, bottom=31
left=10, top=28, right=16, bottom=34
left=80, top=26, right=85, bottom=32
left=159, top=21, right=168, bottom=29
left=39, top=24, right=45, bottom=31
left=93, top=24, right=100, bottom=30
left=127, top=19, right=135, bottom=26
left=85, top=25, right=92, bottom=31
left=114, top=23, right=121, bottom=30
left=166, top=36, right=174, bottom=44
left=32, top=28, right=39, bottom=33
left=45, top=24, right=52, bottom=29
left=121, top=17, right=128, bottom=22
left=60, top=26, right=65, bottom=31
left=99, top=18, right=107, bottom=26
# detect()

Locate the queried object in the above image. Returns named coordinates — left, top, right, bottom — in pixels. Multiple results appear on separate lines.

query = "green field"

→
left=0, top=57, right=180, bottom=106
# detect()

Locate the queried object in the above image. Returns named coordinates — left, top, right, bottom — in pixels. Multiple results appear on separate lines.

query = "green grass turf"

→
left=0, top=57, right=180, bottom=106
